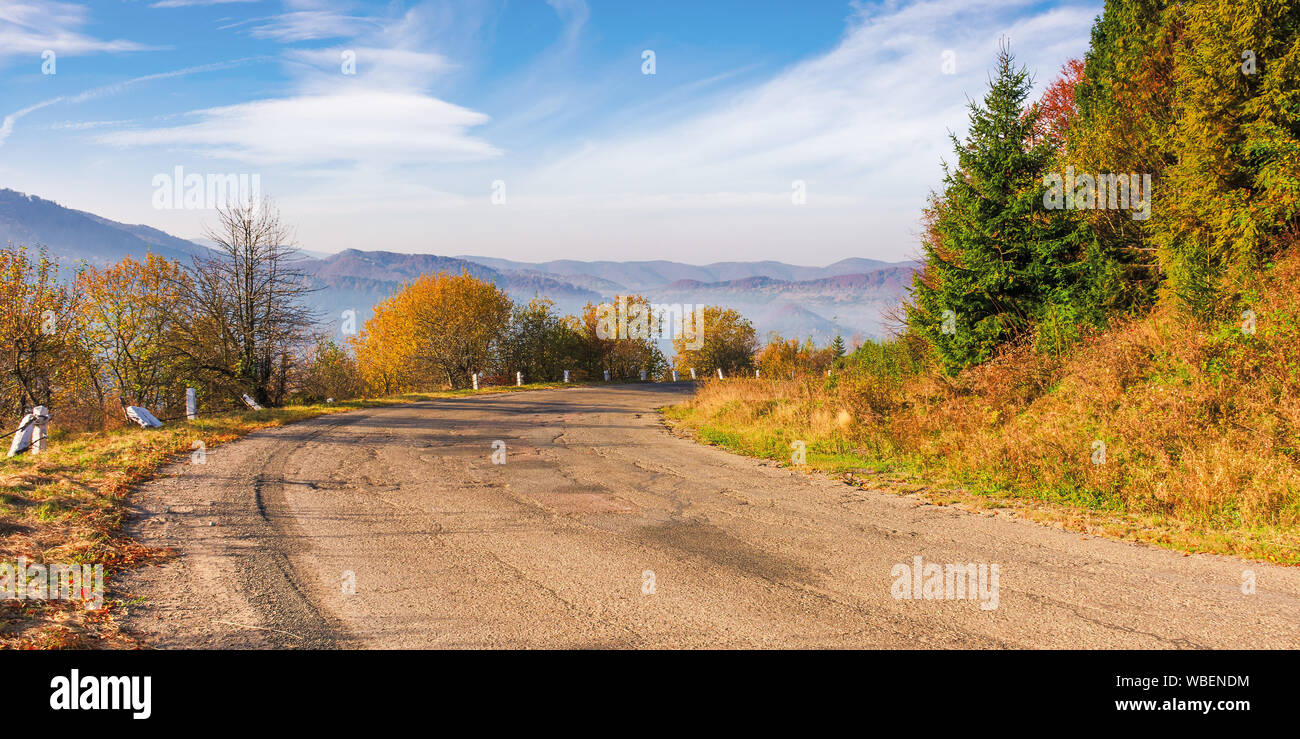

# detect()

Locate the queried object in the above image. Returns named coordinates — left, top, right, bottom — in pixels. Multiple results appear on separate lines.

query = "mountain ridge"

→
left=0, top=188, right=914, bottom=343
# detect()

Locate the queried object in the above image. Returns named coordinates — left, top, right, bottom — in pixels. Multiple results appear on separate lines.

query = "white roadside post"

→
left=472, top=372, right=479, bottom=390
left=125, top=405, right=164, bottom=427
left=689, top=368, right=696, bottom=380
left=672, top=369, right=679, bottom=382
left=564, top=369, right=570, bottom=383
left=516, top=371, right=523, bottom=387
left=31, top=406, right=49, bottom=454
left=755, top=369, right=760, bottom=379
left=6, top=406, right=50, bottom=458
left=717, top=368, right=724, bottom=379
left=185, top=388, right=197, bottom=421
left=639, top=369, right=646, bottom=382
left=603, top=369, right=611, bottom=382
left=6, top=413, right=33, bottom=458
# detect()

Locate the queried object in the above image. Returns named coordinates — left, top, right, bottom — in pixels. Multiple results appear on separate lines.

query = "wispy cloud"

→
left=0, top=98, right=62, bottom=147
left=97, top=91, right=501, bottom=165
left=283, top=47, right=454, bottom=93
left=0, top=0, right=156, bottom=58
left=244, top=0, right=378, bottom=42
left=526, top=0, right=1097, bottom=203
left=437, top=0, right=1100, bottom=262
left=150, top=0, right=259, bottom=8
left=97, top=1, right=496, bottom=168
left=9, top=0, right=1102, bottom=263
left=545, top=0, right=589, bottom=52
left=67, top=58, right=266, bottom=103
left=0, top=59, right=261, bottom=148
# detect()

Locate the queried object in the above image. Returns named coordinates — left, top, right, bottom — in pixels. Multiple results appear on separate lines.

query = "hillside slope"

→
left=668, top=249, right=1300, bottom=564
left=0, top=189, right=209, bottom=267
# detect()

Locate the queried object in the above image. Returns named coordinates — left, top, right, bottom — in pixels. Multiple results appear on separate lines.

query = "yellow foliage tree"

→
left=353, top=271, right=511, bottom=392
left=672, top=306, right=757, bottom=376
left=578, top=294, right=666, bottom=380
left=0, top=246, right=81, bottom=425
left=76, top=253, right=186, bottom=410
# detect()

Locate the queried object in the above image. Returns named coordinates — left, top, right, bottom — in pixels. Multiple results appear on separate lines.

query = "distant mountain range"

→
left=455, top=254, right=904, bottom=291
left=0, top=189, right=210, bottom=267
left=0, top=188, right=916, bottom=345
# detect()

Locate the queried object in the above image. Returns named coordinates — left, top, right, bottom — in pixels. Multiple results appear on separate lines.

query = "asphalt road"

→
left=123, top=384, right=1300, bottom=648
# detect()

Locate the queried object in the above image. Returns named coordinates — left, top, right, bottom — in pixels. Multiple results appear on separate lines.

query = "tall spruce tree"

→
left=908, top=43, right=1092, bottom=373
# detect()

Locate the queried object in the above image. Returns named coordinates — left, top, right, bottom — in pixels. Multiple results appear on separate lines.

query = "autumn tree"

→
left=0, top=246, right=81, bottom=423
left=166, top=199, right=316, bottom=406
left=1032, top=59, right=1085, bottom=150
left=1063, top=0, right=1176, bottom=312
left=76, top=254, right=186, bottom=411
left=672, top=306, right=757, bottom=376
left=298, top=340, right=361, bottom=402
left=354, top=271, right=511, bottom=391
left=499, top=298, right=587, bottom=381
left=1150, top=0, right=1300, bottom=315
left=580, top=295, right=668, bottom=380
left=351, top=302, right=414, bottom=396
left=754, top=334, right=835, bottom=377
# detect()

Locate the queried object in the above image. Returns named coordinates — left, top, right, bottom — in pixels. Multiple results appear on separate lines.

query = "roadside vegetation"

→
left=670, top=1, right=1300, bottom=564
left=669, top=253, right=1300, bottom=563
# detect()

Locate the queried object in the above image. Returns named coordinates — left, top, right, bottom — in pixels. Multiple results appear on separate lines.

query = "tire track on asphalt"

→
left=239, top=411, right=377, bottom=648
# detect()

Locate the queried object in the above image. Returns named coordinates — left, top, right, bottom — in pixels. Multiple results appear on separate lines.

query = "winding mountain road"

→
left=123, top=384, right=1300, bottom=649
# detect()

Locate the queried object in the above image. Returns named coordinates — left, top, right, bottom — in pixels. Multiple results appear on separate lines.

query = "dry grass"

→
left=0, top=381, right=575, bottom=649
left=667, top=255, right=1300, bottom=565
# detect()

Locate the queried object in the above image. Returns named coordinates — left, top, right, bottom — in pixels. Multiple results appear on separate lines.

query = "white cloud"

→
left=284, top=47, right=454, bottom=93
left=68, top=58, right=265, bottom=103
left=0, top=98, right=62, bottom=147
left=0, top=0, right=155, bottom=58
left=23, top=0, right=1103, bottom=263
left=528, top=0, right=1098, bottom=202
left=96, top=91, right=501, bottom=165
left=151, top=0, right=259, bottom=8
left=93, top=2, right=496, bottom=168
left=0, top=59, right=260, bottom=147
left=545, top=0, right=589, bottom=51
left=247, top=9, right=373, bottom=41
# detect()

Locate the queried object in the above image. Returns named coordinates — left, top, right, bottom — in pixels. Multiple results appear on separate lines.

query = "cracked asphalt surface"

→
left=122, top=384, right=1300, bottom=648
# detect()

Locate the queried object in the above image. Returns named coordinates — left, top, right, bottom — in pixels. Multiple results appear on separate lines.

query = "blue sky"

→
left=1, top=0, right=1101, bottom=264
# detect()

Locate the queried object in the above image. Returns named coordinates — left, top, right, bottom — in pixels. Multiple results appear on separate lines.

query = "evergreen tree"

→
left=830, top=334, right=846, bottom=358
left=907, top=43, right=1092, bottom=373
